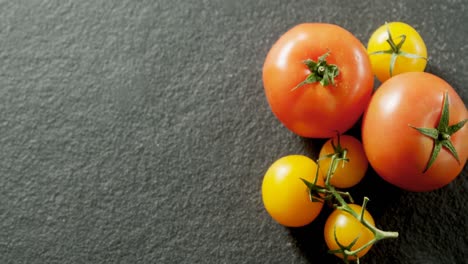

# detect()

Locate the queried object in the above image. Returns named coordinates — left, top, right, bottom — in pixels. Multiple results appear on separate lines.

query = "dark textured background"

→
left=0, top=1, right=467, bottom=263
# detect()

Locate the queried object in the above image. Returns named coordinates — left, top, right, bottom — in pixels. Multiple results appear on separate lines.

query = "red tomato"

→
left=362, top=72, right=468, bottom=191
left=263, top=23, right=374, bottom=138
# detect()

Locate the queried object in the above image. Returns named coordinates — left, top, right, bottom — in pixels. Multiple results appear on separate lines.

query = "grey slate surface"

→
left=0, top=1, right=467, bottom=263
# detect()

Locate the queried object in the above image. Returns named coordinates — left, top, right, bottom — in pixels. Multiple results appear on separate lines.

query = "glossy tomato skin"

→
left=262, top=155, right=324, bottom=227
left=367, top=22, right=427, bottom=82
left=362, top=72, right=468, bottom=192
left=263, top=23, right=374, bottom=138
left=324, top=204, right=375, bottom=260
left=319, top=135, right=368, bottom=188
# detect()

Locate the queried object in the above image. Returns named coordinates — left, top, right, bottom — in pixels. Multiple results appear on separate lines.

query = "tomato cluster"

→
left=261, top=22, right=467, bottom=262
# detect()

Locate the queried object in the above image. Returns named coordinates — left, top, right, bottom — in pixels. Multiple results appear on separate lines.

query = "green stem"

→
left=326, top=155, right=399, bottom=259
left=409, top=91, right=467, bottom=172
left=303, top=134, right=399, bottom=263
left=344, top=228, right=399, bottom=257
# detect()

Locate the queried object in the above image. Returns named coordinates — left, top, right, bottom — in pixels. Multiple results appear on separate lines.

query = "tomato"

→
left=362, top=72, right=468, bottom=192
left=367, top=22, right=427, bottom=83
left=263, top=23, right=374, bottom=138
left=261, top=155, right=324, bottom=227
left=324, top=204, right=375, bottom=260
left=319, top=135, right=368, bottom=188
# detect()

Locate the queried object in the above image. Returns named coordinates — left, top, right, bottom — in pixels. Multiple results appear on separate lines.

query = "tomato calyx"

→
left=409, top=91, right=468, bottom=172
left=369, top=22, right=427, bottom=77
left=292, top=51, right=339, bottom=90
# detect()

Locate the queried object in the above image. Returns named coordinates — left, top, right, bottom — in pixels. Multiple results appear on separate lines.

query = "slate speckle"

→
left=0, top=1, right=466, bottom=263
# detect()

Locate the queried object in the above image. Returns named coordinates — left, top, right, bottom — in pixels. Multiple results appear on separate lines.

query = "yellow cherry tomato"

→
left=324, top=204, right=375, bottom=260
left=367, top=22, right=427, bottom=82
left=318, top=135, right=368, bottom=188
left=261, top=155, right=324, bottom=227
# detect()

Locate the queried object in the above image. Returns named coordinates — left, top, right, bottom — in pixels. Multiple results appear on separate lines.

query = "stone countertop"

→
left=0, top=1, right=466, bottom=263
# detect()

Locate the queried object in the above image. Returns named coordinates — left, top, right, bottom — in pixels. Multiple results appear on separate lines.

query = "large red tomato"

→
left=263, top=23, right=374, bottom=138
left=362, top=72, right=468, bottom=191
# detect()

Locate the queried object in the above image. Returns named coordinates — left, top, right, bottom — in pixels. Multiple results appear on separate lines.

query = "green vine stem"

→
left=302, top=135, right=398, bottom=263
left=326, top=156, right=398, bottom=263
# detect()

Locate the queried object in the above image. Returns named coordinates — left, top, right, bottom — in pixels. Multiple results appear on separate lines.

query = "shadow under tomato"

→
left=299, top=136, right=326, bottom=160
left=345, top=167, right=405, bottom=219
left=287, top=205, right=343, bottom=264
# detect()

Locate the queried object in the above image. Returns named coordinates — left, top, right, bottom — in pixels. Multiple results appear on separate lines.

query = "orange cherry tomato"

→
left=324, top=204, right=375, bottom=260
left=319, top=135, right=368, bottom=188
